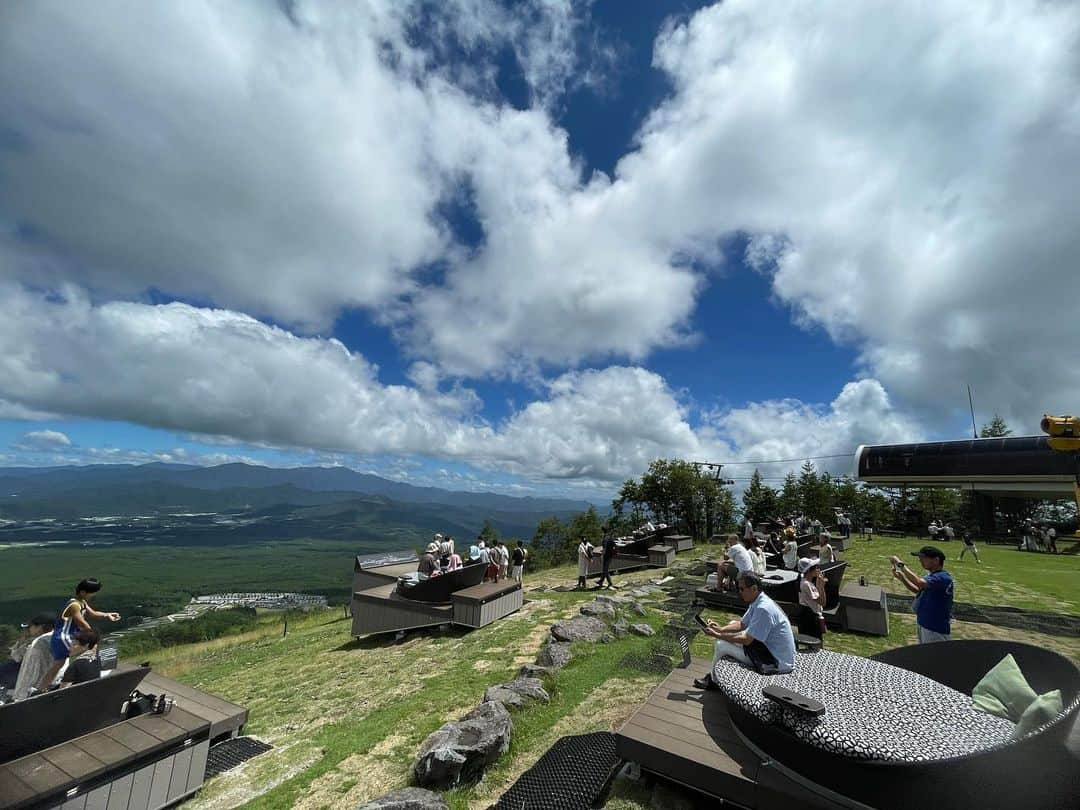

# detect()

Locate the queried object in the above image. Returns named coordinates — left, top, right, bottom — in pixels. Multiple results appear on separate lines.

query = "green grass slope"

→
left=135, top=536, right=1079, bottom=810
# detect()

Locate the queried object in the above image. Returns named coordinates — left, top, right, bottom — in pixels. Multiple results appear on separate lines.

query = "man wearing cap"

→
left=11, top=613, right=55, bottom=700
left=890, top=546, right=954, bottom=643
left=418, top=542, right=440, bottom=578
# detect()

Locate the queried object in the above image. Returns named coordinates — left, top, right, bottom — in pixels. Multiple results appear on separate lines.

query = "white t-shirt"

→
left=782, top=540, right=799, bottom=570
left=727, top=543, right=754, bottom=576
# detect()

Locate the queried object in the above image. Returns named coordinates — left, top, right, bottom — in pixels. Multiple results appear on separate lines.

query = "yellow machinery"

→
left=1041, top=414, right=1080, bottom=535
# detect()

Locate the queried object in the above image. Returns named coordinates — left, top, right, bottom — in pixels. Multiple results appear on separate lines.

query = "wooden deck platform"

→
left=0, top=707, right=211, bottom=810
left=616, top=658, right=762, bottom=808
left=141, top=672, right=248, bottom=741
left=615, top=659, right=843, bottom=809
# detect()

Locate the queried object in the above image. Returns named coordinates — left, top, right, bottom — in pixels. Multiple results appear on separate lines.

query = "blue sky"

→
left=1, top=1, right=1076, bottom=498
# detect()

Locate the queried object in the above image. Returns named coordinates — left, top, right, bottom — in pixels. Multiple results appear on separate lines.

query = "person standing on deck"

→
left=37, top=578, right=119, bottom=693
left=511, top=540, right=527, bottom=582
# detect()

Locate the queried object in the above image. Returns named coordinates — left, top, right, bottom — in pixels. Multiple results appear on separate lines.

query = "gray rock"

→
left=594, top=594, right=617, bottom=604
left=357, top=787, right=449, bottom=810
left=550, top=615, right=608, bottom=643
left=612, top=618, right=630, bottom=638
left=413, top=701, right=512, bottom=788
left=629, top=623, right=655, bottom=637
left=536, top=641, right=573, bottom=670
left=630, top=602, right=648, bottom=616
left=483, top=677, right=550, bottom=709
left=580, top=600, right=617, bottom=619
left=519, top=663, right=552, bottom=678
left=600, top=633, right=615, bottom=643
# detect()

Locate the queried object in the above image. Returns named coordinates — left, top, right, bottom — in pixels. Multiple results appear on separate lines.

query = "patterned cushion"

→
left=714, top=649, right=1015, bottom=761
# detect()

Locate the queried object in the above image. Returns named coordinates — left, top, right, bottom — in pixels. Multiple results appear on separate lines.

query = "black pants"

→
left=598, top=558, right=613, bottom=587
left=797, top=606, right=826, bottom=638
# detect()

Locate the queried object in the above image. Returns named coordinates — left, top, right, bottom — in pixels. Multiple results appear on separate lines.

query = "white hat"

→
left=797, top=557, right=818, bottom=575
left=434, top=533, right=444, bottom=541
left=426, top=542, right=439, bottom=553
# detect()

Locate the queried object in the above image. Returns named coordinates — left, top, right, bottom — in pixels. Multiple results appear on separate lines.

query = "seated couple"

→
left=694, top=571, right=796, bottom=690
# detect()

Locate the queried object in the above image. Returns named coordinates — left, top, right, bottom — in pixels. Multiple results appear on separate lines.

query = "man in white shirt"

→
left=720, top=535, right=754, bottom=592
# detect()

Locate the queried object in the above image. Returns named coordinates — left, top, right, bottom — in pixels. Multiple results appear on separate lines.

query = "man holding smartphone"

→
left=890, top=546, right=953, bottom=643
left=693, top=571, right=796, bottom=689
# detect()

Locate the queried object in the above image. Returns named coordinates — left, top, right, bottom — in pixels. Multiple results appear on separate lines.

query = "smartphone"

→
left=693, top=613, right=709, bottom=629
left=892, top=561, right=903, bottom=573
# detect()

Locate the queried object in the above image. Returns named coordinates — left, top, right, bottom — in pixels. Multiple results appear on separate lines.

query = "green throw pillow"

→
left=972, top=654, right=1037, bottom=721
left=1010, top=690, right=1064, bottom=739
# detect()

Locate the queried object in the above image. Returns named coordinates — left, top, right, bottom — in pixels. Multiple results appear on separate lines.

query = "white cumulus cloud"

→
left=12, top=429, right=73, bottom=452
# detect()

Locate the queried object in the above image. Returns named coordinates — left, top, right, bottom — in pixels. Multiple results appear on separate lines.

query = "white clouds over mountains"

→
left=0, top=285, right=915, bottom=485
left=1, top=0, right=1075, bottom=483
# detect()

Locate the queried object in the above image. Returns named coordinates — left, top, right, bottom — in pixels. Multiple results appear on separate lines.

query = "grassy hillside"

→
left=126, top=535, right=1080, bottom=810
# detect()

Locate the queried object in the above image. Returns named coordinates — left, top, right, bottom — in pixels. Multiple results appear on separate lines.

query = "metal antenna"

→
left=967, top=385, right=978, bottom=439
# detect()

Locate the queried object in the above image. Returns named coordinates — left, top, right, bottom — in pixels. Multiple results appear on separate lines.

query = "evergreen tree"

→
left=778, top=471, right=800, bottom=517
left=798, top=460, right=832, bottom=521
left=478, top=518, right=500, bottom=546
left=979, top=414, right=1012, bottom=438
left=742, top=469, right=778, bottom=523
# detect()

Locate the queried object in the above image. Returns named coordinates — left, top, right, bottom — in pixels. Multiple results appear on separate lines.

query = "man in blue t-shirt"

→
left=890, top=546, right=953, bottom=643
left=694, top=572, right=796, bottom=689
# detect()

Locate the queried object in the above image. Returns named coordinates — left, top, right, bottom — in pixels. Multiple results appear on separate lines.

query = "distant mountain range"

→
left=0, top=462, right=594, bottom=527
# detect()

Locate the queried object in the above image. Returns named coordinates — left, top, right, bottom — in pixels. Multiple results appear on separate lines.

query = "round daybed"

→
left=713, top=640, right=1080, bottom=809
left=395, top=560, right=487, bottom=603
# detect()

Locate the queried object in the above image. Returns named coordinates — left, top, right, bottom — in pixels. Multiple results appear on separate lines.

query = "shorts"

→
left=917, top=625, right=950, bottom=644
left=50, top=632, right=71, bottom=662
left=487, top=563, right=500, bottom=579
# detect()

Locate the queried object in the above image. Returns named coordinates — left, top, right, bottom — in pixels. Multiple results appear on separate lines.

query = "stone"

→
left=629, top=623, right=655, bottom=637
left=612, top=618, right=630, bottom=638
left=580, top=600, right=617, bottom=619
left=600, top=633, right=615, bottom=643
left=483, top=677, right=550, bottom=709
left=550, top=615, right=608, bottom=643
left=357, top=787, right=448, bottom=810
left=594, top=594, right=616, bottom=604
left=413, top=701, right=513, bottom=788
left=536, top=641, right=573, bottom=670
left=519, top=663, right=552, bottom=678
left=630, top=602, right=648, bottom=616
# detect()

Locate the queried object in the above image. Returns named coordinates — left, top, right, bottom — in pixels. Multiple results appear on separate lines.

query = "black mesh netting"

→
left=205, top=736, right=274, bottom=778
left=885, top=594, right=1080, bottom=637
left=491, top=732, right=619, bottom=810
left=617, top=574, right=712, bottom=674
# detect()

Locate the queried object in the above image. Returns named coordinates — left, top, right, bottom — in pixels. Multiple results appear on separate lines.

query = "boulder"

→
left=612, top=618, right=630, bottom=639
left=594, top=594, right=617, bottom=604
left=358, top=787, right=448, bottom=810
left=536, top=641, right=573, bottom=670
left=550, top=615, right=608, bottom=643
left=629, top=623, right=655, bottom=637
left=519, top=663, right=552, bottom=678
left=630, top=602, right=648, bottom=616
left=483, top=677, right=550, bottom=709
left=580, top=600, right=617, bottom=619
left=413, top=701, right=512, bottom=788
